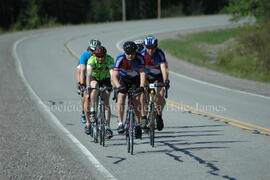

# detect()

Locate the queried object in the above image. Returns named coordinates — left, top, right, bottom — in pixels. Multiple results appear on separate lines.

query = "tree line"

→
left=0, top=0, right=228, bottom=30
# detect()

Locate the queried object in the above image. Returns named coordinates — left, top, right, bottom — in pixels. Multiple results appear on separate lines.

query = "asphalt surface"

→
left=1, top=15, right=270, bottom=180
left=0, top=31, right=94, bottom=179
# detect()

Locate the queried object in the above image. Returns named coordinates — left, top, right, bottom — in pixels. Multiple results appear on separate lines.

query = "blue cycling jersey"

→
left=114, top=53, right=145, bottom=79
left=141, top=48, right=167, bottom=76
left=80, top=51, right=92, bottom=65
left=77, top=51, right=92, bottom=76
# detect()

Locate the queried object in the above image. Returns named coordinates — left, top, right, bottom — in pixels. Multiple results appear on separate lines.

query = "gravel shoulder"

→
left=0, top=31, right=94, bottom=180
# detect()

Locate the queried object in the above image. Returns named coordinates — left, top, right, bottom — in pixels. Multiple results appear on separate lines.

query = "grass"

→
left=185, top=27, right=242, bottom=44
left=160, top=40, right=211, bottom=65
left=160, top=26, right=270, bottom=83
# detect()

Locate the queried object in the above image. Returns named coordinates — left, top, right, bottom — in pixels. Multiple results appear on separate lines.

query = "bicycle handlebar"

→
left=148, top=82, right=168, bottom=99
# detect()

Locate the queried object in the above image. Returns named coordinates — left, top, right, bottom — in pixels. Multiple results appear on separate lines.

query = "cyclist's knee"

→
left=90, top=80, right=98, bottom=88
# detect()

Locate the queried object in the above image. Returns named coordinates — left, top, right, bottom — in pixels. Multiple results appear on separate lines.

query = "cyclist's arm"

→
left=139, top=69, right=146, bottom=87
left=80, top=64, right=86, bottom=85
left=76, top=66, right=81, bottom=84
left=109, top=69, right=115, bottom=86
left=86, top=65, right=93, bottom=87
left=112, top=70, right=121, bottom=88
left=160, top=62, right=169, bottom=82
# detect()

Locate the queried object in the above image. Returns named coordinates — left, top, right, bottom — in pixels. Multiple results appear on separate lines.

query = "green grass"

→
left=160, top=26, right=270, bottom=83
left=160, top=40, right=211, bottom=65
left=184, top=27, right=242, bottom=44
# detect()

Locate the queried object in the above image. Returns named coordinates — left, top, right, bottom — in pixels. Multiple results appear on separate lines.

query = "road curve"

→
left=2, top=15, right=270, bottom=180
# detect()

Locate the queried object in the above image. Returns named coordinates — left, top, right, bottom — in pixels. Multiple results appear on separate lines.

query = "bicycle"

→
left=113, top=86, right=142, bottom=155
left=90, top=86, right=112, bottom=146
left=146, top=81, right=168, bottom=147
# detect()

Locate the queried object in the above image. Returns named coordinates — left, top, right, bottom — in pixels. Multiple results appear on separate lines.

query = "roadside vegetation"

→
left=160, top=0, right=270, bottom=82
left=0, top=0, right=227, bottom=34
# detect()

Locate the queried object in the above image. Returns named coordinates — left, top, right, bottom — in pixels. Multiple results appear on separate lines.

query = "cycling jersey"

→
left=77, top=51, right=92, bottom=75
left=87, top=55, right=114, bottom=81
left=114, top=53, right=145, bottom=79
left=141, top=48, right=167, bottom=76
left=79, top=51, right=92, bottom=65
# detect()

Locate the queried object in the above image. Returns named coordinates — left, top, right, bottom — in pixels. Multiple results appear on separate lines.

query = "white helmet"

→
left=88, top=39, right=101, bottom=51
left=134, top=39, right=144, bottom=52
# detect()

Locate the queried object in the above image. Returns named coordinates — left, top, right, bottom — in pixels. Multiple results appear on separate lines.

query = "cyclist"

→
left=112, top=41, right=146, bottom=139
left=78, top=39, right=101, bottom=124
left=85, top=46, right=114, bottom=139
left=134, top=39, right=144, bottom=52
left=140, top=35, right=170, bottom=131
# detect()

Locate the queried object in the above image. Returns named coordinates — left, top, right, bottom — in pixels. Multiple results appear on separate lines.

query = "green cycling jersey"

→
left=87, top=55, right=114, bottom=81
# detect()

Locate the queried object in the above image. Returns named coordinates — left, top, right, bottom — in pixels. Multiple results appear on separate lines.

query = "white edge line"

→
left=12, top=35, right=116, bottom=180
left=170, top=71, right=270, bottom=100
left=116, top=29, right=270, bottom=101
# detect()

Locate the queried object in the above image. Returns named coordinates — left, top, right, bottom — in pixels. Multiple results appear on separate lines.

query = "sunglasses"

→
left=96, top=55, right=105, bottom=58
left=126, top=52, right=136, bottom=55
left=146, top=46, right=157, bottom=50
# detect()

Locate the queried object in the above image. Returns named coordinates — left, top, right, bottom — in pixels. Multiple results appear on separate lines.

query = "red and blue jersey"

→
left=114, top=53, right=145, bottom=78
left=141, top=48, right=168, bottom=75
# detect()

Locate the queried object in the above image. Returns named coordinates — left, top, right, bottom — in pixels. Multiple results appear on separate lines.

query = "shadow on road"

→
left=107, top=124, right=241, bottom=180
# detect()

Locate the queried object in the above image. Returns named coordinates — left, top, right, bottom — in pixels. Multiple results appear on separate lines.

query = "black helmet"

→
left=123, top=41, right=137, bottom=54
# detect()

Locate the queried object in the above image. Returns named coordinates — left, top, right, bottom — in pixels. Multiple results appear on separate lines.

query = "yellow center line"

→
left=167, top=99, right=270, bottom=135
left=65, top=41, right=270, bottom=136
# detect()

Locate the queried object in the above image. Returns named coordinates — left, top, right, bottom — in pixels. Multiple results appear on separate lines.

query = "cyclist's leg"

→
left=156, top=87, right=166, bottom=114
left=84, top=91, right=91, bottom=134
left=153, top=74, right=165, bottom=115
left=101, top=78, right=112, bottom=125
left=140, top=78, right=149, bottom=117
left=132, top=77, right=142, bottom=125
left=116, top=78, right=128, bottom=133
left=90, top=79, right=99, bottom=121
left=117, top=92, right=126, bottom=124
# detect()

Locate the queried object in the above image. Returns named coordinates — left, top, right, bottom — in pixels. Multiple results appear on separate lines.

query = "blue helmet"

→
left=144, top=35, right=158, bottom=47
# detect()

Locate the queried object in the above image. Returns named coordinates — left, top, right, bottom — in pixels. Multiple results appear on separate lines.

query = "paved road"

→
left=2, top=15, right=270, bottom=180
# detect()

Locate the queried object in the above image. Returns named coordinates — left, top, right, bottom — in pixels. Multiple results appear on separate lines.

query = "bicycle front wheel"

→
left=129, top=110, right=135, bottom=155
left=149, top=103, right=156, bottom=147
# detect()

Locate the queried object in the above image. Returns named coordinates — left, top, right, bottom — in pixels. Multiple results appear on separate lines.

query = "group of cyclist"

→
left=76, top=35, right=170, bottom=140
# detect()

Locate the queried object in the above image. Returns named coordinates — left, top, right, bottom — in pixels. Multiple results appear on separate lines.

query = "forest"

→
left=0, top=0, right=229, bottom=30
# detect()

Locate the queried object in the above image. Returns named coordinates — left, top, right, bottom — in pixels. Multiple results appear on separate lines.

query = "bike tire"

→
left=93, top=122, right=98, bottom=143
left=99, top=104, right=105, bottom=147
left=90, top=123, right=93, bottom=138
left=130, top=110, right=135, bottom=155
left=149, top=103, right=155, bottom=147
left=126, top=110, right=131, bottom=153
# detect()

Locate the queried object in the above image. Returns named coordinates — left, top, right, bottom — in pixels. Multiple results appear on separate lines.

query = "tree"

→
left=226, top=0, right=270, bottom=22
left=13, top=0, right=41, bottom=30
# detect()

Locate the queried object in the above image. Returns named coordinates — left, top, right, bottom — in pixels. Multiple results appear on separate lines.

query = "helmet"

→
left=94, top=46, right=107, bottom=56
left=144, top=35, right=158, bottom=48
left=88, top=39, right=101, bottom=51
left=123, top=41, right=137, bottom=54
left=134, top=39, right=144, bottom=52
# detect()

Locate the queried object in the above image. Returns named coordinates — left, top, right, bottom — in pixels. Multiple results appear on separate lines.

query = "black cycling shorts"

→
left=147, top=73, right=163, bottom=83
left=91, top=77, right=112, bottom=90
left=119, top=76, right=140, bottom=94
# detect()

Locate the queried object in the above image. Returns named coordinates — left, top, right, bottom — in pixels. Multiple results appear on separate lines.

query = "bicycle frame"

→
left=124, top=88, right=138, bottom=155
left=91, top=86, right=110, bottom=146
left=146, top=81, right=168, bottom=147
